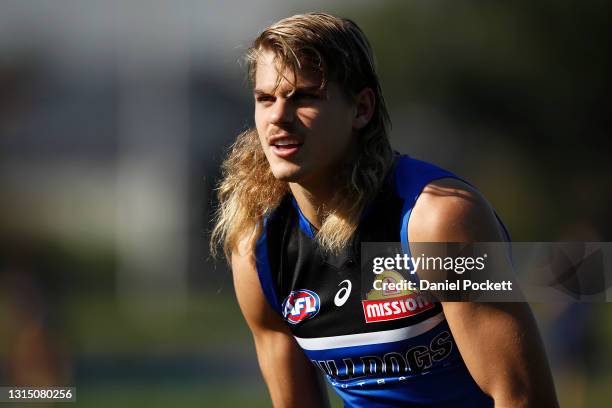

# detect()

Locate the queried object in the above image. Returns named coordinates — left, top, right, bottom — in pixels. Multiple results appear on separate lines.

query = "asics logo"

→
left=334, top=280, right=352, bottom=307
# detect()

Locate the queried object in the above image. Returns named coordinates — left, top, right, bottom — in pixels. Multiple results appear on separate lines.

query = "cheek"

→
left=254, top=111, right=268, bottom=146
left=295, top=107, right=317, bottom=126
left=257, top=134, right=270, bottom=158
left=301, top=106, right=349, bottom=134
left=254, top=107, right=265, bottom=131
left=310, top=108, right=353, bottom=147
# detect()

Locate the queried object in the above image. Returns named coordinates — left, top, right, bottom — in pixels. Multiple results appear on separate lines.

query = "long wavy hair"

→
left=211, top=12, right=394, bottom=259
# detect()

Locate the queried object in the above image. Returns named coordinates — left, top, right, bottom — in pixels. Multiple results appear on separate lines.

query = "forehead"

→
left=254, top=48, right=323, bottom=93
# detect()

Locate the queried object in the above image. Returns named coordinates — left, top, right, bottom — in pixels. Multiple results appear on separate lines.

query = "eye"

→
left=298, top=92, right=318, bottom=99
left=255, top=94, right=274, bottom=104
left=291, top=91, right=321, bottom=102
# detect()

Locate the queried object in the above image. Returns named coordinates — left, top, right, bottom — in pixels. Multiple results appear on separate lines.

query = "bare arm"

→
left=231, top=242, right=330, bottom=408
left=409, top=178, right=558, bottom=407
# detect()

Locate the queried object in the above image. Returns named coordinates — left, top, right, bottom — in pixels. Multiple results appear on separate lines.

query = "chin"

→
left=270, top=162, right=306, bottom=182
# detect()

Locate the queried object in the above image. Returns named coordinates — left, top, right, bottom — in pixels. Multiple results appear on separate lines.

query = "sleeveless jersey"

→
left=255, top=155, right=497, bottom=407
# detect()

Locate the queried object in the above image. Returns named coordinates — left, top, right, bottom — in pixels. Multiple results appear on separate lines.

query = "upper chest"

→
left=266, top=192, right=441, bottom=339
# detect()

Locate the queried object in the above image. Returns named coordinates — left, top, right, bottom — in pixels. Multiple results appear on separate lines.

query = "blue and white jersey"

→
left=255, top=155, right=497, bottom=407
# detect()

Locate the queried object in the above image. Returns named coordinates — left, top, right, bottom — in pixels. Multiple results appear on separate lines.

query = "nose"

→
left=269, top=97, right=294, bottom=125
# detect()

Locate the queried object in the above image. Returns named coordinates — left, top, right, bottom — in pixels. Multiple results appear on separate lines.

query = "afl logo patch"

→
left=282, top=289, right=320, bottom=324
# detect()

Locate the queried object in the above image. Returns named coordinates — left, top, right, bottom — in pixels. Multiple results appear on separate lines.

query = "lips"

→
left=271, top=143, right=302, bottom=158
left=269, top=135, right=303, bottom=158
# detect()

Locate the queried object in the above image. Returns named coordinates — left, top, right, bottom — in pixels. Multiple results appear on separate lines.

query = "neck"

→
left=290, top=143, right=360, bottom=229
left=289, top=175, right=341, bottom=230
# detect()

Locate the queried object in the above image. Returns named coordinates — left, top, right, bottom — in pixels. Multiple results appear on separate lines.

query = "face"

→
left=254, top=49, right=357, bottom=187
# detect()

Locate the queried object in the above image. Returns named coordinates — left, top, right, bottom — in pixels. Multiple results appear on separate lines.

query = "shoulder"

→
left=408, top=177, right=506, bottom=243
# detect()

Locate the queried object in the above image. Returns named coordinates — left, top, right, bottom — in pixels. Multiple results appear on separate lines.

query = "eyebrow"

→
left=253, top=85, right=324, bottom=96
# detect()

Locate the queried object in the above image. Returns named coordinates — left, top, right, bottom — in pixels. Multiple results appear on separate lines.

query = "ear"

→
left=352, top=87, right=376, bottom=130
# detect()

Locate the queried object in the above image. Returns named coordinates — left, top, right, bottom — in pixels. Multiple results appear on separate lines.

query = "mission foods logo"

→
left=362, top=293, right=434, bottom=323
left=282, top=289, right=321, bottom=324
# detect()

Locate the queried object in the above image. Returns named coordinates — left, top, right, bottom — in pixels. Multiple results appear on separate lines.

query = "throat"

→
left=288, top=184, right=334, bottom=230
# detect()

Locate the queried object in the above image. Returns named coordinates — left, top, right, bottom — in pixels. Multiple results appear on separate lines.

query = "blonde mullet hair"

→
left=211, top=12, right=393, bottom=260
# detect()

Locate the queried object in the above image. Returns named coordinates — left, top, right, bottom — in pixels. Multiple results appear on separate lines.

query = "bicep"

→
left=231, top=249, right=329, bottom=408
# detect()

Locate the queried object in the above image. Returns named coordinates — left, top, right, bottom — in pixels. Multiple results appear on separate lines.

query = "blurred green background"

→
left=1, top=1, right=610, bottom=407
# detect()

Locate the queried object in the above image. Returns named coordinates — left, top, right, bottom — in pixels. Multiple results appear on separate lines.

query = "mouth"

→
left=269, top=136, right=303, bottom=158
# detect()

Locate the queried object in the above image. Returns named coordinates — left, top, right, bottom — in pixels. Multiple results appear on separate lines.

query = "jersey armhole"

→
left=395, top=155, right=512, bottom=259
left=396, top=156, right=459, bottom=256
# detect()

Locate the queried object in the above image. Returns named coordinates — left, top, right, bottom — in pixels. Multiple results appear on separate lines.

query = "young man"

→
left=212, top=13, right=558, bottom=407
